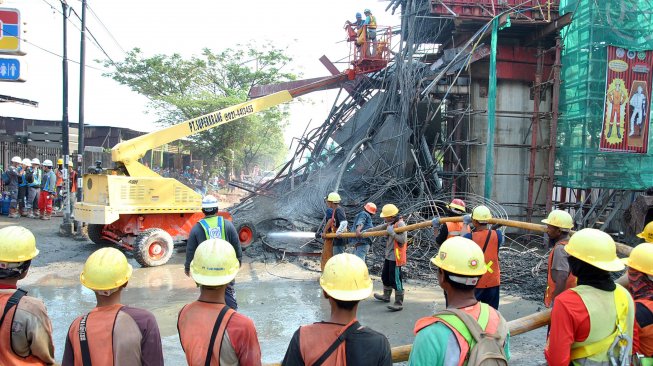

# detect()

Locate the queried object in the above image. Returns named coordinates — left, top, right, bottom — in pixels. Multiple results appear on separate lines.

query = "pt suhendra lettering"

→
left=188, top=112, right=223, bottom=132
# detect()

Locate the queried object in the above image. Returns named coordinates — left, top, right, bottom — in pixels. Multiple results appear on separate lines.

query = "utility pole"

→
left=60, top=0, right=73, bottom=236
left=75, top=0, right=87, bottom=238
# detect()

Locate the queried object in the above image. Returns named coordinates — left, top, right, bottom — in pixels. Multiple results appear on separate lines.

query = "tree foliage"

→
left=103, top=43, right=297, bottom=175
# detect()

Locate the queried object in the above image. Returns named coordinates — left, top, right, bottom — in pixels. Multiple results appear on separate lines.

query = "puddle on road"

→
left=27, top=265, right=330, bottom=364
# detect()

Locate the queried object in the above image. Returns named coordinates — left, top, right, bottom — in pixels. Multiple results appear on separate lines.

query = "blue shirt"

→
left=351, top=211, right=373, bottom=244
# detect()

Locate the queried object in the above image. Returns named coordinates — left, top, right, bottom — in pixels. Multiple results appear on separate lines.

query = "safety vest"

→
left=30, top=169, right=42, bottom=187
left=636, top=299, right=653, bottom=359
left=56, top=169, right=63, bottom=187
left=298, top=319, right=358, bottom=366
left=67, top=303, right=124, bottom=366
left=199, top=216, right=226, bottom=240
left=0, top=291, right=46, bottom=365
left=446, top=221, right=464, bottom=239
left=569, top=285, right=633, bottom=364
left=367, top=15, right=377, bottom=29
left=394, top=221, right=407, bottom=266
left=471, top=229, right=500, bottom=288
left=413, top=303, right=503, bottom=366
left=544, top=239, right=577, bottom=308
left=178, top=302, right=235, bottom=366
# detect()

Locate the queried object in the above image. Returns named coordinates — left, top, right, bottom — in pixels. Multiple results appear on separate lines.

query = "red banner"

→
left=600, top=46, right=652, bottom=153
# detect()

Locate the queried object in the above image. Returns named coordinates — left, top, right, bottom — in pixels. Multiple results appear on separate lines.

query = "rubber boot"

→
left=27, top=209, right=35, bottom=219
left=387, top=291, right=404, bottom=311
left=607, top=125, right=613, bottom=138
left=374, top=287, right=392, bottom=303
left=41, top=213, right=51, bottom=220
left=8, top=208, right=19, bottom=218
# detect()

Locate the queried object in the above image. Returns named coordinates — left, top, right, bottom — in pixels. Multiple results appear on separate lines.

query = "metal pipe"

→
left=484, top=18, right=498, bottom=199
left=545, top=37, right=562, bottom=212
left=527, top=47, right=543, bottom=221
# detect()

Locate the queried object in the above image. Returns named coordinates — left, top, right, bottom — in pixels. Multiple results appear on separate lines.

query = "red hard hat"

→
left=364, top=202, right=377, bottom=215
left=448, top=199, right=466, bottom=213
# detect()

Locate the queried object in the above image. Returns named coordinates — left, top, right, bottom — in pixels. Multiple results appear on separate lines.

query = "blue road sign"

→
left=0, top=57, right=20, bottom=81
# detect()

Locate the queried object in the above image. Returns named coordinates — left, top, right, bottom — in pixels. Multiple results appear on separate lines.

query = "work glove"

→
left=314, top=231, right=321, bottom=239
left=431, top=217, right=440, bottom=228
left=463, top=214, right=472, bottom=225
left=387, top=225, right=395, bottom=236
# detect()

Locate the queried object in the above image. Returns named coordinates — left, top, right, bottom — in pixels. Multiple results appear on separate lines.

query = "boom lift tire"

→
left=237, top=222, right=257, bottom=248
left=133, top=228, right=174, bottom=267
left=87, top=224, right=113, bottom=247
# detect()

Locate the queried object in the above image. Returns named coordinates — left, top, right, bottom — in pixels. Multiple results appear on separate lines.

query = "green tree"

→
left=103, top=43, right=296, bottom=176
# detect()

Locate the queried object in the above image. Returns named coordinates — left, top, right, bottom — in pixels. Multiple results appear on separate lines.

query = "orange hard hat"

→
left=448, top=199, right=466, bottom=214
left=364, top=202, right=377, bottom=215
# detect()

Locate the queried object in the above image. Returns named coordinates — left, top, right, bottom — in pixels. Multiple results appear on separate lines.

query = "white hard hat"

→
left=11, top=156, right=22, bottom=164
left=31, top=158, right=40, bottom=165
left=42, top=160, right=53, bottom=167
left=22, top=158, right=32, bottom=166
left=201, top=195, right=219, bottom=209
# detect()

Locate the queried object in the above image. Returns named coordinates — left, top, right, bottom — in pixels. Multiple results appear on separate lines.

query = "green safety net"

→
left=556, top=0, right=653, bottom=189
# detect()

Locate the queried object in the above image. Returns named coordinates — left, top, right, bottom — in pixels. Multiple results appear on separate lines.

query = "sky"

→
left=0, top=0, right=399, bottom=146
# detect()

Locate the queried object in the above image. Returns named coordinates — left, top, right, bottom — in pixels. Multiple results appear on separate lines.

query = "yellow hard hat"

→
left=622, top=243, right=653, bottom=275
left=80, top=248, right=133, bottom=291
left=190, top=239, right=240, bottom=287
left=637, top=222, right=653, bottom=243
left=565, top=228, right=624, bottom=272
left=320, top=253, right=373, bottom=301
left=471, top=205, right=492, bottom=223
left=431, top=237, right=487, bottom=276
left=326, top=192, right=341, bottom=203
left=379, top=204, right=399, bottom=218
left=542, top=209, right=574, bottom=230
left=0, top=226, right=39, bottom=262
left=57, top=158, right=63, bottom=165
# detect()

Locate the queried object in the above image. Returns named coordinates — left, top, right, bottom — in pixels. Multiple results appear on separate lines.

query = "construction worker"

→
left=545, top=228, right=634, bottom=366
left=542, top=209, right=577, bottom=308
left=54, top=159, right=64, bottom=212
left=282, top=253, right=392, bottom=365
left=351, top=202, right=376, bottom=261
left=38, top=160, right=56, bottom=220
left=63, top=247, right=164, bottom=365
left=623, top=243, right=653, bottom=363
left=362, top=9, right=377, bottom=56
left=67, top=161, right=78, bottom=217
left=185, top=194, right=242, bottom=310
left=5, top=156, right=22, bottom=218
left=638, top=221, right=653, bottom=243
left=459, top=205, right=504, bottom=309
left=409, top=237, right=510, bottom=365
left=28, top=158, right=42, bottom=219
left=178, top=238, right=262, bottom=366
left=18, top=158, right=31, bottom=216
left=322, top=192, right=348, bottom=261
left=431, top=198, right=467, bottom=245
left=368, top=204, right=408, bottom=311
left=0, top=226, right=56, bottom=365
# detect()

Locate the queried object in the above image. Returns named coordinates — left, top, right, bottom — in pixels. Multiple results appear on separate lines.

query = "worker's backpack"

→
left=434, top=304, right=509, bottom=366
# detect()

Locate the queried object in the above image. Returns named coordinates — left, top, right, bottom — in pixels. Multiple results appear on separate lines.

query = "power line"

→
left=85, top=2, right=127, bottom=54
left=68, top=7, right=119, bottom=68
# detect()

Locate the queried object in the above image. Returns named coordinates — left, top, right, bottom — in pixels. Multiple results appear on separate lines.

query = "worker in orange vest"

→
left=368, top=204, right=408, bottom=311
left=282, top=254, right=392, bottom=365
left=431, top=198, right=467, bottom=245
left=623, top=243, right=653, bottom=364
left=63, top=248, right=164, bottom=365
left=409, top=237, right=510, bottom=364
left=542, top=209, right=577, bottom=308
left=460, top=205, right=504, bottom=310
left=178, top=238, right=262, bottom=366
left=0, top=226, right=55, bottom=365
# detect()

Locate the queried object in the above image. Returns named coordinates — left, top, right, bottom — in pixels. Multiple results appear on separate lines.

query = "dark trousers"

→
left=475, top=285, right=500, bottom=309
left=381, top=259, right=403, bottom=292
left=17, top=186, right=28, bottom=210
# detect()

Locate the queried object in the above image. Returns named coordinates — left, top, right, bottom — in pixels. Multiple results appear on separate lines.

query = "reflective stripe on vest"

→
left=413, top=303, right=501, bottom=366
left=0, top=291, right=45, bottom=365
left=393, top=221, right=407, bottom=266
left=544, top=240, right=577, bottom=308
left=199, top=216, right=226, bottom=240
left=68, top=304, right=123, bottom=366
left=177, top=302, right=235, bottom=366
left=569, top=285, right=632, bottom=363
left=471, top=229, right=500, bottom=288
left=298, top=319, right=358, bottom=366
left=446, top=221, right=464, bottom=239
left=636, top=299, right=653, bottom=357
left=367, top=15, right=377, bottom=29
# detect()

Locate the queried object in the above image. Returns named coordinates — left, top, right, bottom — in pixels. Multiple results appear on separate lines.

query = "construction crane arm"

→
left=111, top=73, right=351, bottom=177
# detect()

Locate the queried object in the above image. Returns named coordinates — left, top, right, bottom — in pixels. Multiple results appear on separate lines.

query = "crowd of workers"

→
left=2, top=156, right=78, bottom=220
left=345, top=9, right=377, bottom=57
left=2, top=189, right=653, bottom=365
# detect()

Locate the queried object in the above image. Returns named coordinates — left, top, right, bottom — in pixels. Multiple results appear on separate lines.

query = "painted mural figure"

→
left=629, top=85, right=646, bottom=137
left=607, top=79, right=626, bottom=139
